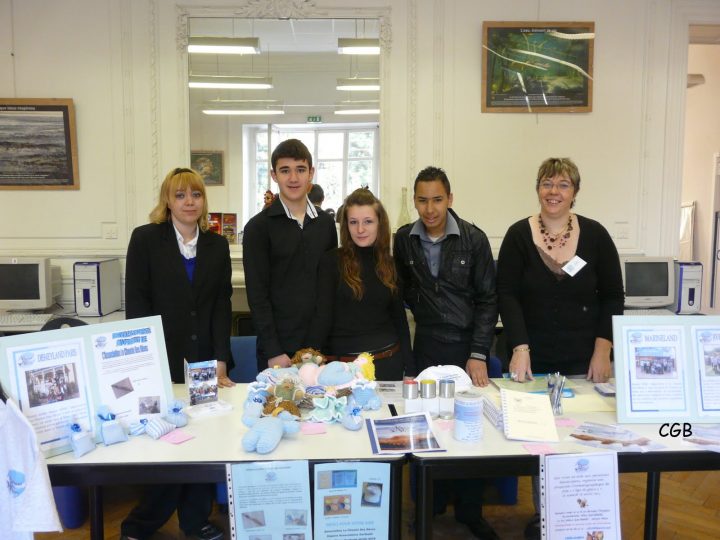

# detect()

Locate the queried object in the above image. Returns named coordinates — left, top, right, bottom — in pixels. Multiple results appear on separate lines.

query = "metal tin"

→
left=403, top=380, right=419, bottom=399
left=453, top=391, right=484, bottom=442
left=420, top=379, right=437, bottom=398
left=439, top=379, right=455, bottom=398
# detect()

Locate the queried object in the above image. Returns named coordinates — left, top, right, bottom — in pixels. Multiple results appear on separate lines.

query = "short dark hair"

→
left=414, top=166, right=451, bottom=195
left=308, top=184, right=325, bottom=205
left=271, top=138, right=313, bottom=171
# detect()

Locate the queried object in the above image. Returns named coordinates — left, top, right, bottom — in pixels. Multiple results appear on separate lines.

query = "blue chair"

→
left=487, top=356, right=518, bottom=505
left=229, top=335, right=259, bottom=383
left=217, top=336, right=259, bottom=505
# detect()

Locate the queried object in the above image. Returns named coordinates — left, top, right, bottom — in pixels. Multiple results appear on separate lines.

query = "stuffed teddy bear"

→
left=242, top=402, right=300, bottom=454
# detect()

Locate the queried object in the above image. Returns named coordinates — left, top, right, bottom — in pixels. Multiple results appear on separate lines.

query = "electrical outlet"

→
left=102, top=223, right=119, bottom=239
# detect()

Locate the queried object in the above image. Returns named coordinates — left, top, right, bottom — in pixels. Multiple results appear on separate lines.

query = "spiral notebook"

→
left=500, top=388, right=559, bottom=442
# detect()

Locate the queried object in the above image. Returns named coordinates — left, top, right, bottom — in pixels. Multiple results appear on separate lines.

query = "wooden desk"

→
left=47, top=384, right=405, bottom=540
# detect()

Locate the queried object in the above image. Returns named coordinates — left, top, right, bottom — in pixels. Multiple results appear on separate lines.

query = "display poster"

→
left=366, top=412, right=443, bottom=454
left=542, top=452, right=621, bottom=540
left=92, top=324, right=168, bottom=426
left=691, top=326, right=720, bottom=414
left=313, top=462, right=390, bottom=540
left=613, top=316, right=720, bottom=423
left=0, top=316, right=173, bottom=456
left=227, top=460, right=312, bottom=540
left=4, top=336, right=92, bottom=455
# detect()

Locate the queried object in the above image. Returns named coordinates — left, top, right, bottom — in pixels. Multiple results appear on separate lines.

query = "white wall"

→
left=682, top=44, right=720, bottom=311
left=1, top=0, right=718, bottom=306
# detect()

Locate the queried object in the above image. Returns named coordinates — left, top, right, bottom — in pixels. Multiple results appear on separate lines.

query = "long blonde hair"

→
left=149, top=167, right=209, bottom=231
left=339, top=188, right=397, bottom=299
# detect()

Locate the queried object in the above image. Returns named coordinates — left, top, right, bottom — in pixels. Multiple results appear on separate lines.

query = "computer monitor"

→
left=0, top=257, right=56, bottom=311
left=621, top=256, right=675, bottom=308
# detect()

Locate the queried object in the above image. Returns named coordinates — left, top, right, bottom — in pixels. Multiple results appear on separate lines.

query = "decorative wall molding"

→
left=432, top=0, right=443, bottom=165
left=406, top=0, right=417, bottom=179
left=150, top=0, right=162, bottom=196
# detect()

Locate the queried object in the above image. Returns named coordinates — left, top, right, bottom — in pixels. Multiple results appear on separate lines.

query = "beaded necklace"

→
left=538, top=213, right=573, bottom=250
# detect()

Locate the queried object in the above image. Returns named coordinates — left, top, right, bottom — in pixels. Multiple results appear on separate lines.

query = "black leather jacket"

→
left=393, top=209, right=498, bottom=358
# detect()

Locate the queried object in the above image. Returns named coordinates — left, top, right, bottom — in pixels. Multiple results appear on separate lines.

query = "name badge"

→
left=562, top=255, right=586, bottom=277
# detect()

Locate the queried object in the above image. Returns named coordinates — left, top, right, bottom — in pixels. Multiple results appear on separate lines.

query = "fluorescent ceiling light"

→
left=203, top=108, right=285, bottom=116
left=336, top=78, right=380, bottom=91
left=188, top=37, right=260, bottom=55
left=337, top=38, right=380, bottom=55
left=334, top=108, right=380, bottom=115
left=189, top=76, right=273, bottom=89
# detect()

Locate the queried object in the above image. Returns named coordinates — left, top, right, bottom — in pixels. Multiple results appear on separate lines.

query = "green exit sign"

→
left=307, top=115, right=322, bottom=123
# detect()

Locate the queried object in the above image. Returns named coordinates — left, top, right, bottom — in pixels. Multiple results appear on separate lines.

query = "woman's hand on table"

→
left=508, top=347, right=533, bottom=383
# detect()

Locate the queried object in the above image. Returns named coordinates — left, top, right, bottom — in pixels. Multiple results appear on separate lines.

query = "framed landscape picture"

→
left=191, top=150, right=224, bottom=186
left=482, top=21, right=595, bottom=113
left=0, top=98, right=79, bottom=189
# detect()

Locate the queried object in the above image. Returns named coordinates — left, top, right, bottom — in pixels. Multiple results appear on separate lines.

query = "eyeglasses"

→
left=539, top=180, right=574, bottom=192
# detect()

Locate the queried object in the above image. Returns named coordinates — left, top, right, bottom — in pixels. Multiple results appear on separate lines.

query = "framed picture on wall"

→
left=0, top=98, right=79, bottom=189
left=191, top=150, right=224, bottom=186
left=482, top=21, right=595, bottom=113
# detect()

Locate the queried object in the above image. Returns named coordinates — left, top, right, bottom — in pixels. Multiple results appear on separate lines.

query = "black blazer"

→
left=125, top=221, right=234, bottom=383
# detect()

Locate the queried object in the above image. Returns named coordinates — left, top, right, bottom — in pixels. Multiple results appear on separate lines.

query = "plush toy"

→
left=263, top=397, right=301, bottom=418
left=272, top=377, right=305, bottom=402
left=291, top=347, right=326, bottom=366
left=165, top=399, right=188, bottom=427
left=340, top=396, right=364, bottom=431
left=242, top=402, right=300, bottom=454
left=256, top=365, right=300, bottom=386
left=351, top=382, right=382, bottom=411
left=308, top=395, right=348, bottom=423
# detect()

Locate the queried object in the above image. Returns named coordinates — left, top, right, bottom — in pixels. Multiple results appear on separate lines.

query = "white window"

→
left=245, top=125, right=379, bottom=223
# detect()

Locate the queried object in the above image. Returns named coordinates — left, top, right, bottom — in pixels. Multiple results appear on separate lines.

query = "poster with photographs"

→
left=313, top=462, right=390, bottom=540
left=0, top=316, right=172, bottom=457
left=613, top=315, right=720, bottom=423
left=226, top=460, right=312, bottom=540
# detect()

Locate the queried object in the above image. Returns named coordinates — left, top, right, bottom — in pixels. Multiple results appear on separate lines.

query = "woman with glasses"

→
left=306, top=188, right=415, bottom=380
left=496, top=157, right=624, bottom=384
left=121, top=167, right=232, bottom=540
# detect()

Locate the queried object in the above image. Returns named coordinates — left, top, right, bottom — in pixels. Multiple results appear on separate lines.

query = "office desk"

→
left=0, top=309, right=125, bottom=333
left=47, top=384, right=404, bottom=540
left=410, top=382, right=720, bottom=540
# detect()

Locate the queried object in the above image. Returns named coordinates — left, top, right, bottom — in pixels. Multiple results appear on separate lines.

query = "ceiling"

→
left=188, top=18, right=381, bottom=120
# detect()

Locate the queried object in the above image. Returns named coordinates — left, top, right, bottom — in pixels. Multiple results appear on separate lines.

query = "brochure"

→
left=313, top=462, right=390, bottom=540
left=184, top=359, right=232, bottom=417
left=365, top=412, right=443, bottom=454
left=227, top=460, right=312, bottom=540
left=613, top=316, right=720, bottom=423
left=500, top=388, right=559, bottom=442
left=683, top=424, right=720, bottom=452
left=0, top=316, right=173, bottom=457
left=222, top=213, right=238, bottom=244
left=541, top=452, right=622, bottom=540
left=208, top=212, right=222, bottom=235
left=568, top=422, right=665, bottom=453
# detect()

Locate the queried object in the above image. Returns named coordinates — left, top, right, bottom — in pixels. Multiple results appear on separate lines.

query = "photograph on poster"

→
left=634, top=347, right=677, bottom=378
left=0, top=98, right=79, bottom=189
left=361, top=482, right=383, bottom=507
left=25, top=363, right=80, bottom=407
left=482, top=21, right=594, bottom=113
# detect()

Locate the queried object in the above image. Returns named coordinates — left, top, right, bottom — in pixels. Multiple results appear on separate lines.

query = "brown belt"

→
left=325, top=343, right=400, bottom=363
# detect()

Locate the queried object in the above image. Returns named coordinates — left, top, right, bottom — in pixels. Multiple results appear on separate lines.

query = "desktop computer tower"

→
left=74, top=259, right=121, bottom=316
left=674, top=261, right=702, bottom=314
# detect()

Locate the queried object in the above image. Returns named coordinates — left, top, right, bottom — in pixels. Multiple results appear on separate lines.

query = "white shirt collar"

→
left=172, top=222, right=199, bottom=259
left=278, top=195, right=318, bottom=228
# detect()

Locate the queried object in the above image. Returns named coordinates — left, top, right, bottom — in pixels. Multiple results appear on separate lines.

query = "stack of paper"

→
left=500, top=388, right=559, bottom=442
left=482, top=393, right=504, bottom=430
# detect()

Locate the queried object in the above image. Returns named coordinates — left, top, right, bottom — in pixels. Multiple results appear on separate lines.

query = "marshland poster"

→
left=0, top=98, right=79, bottom=189
left=482, top=21, right=594, bottom=113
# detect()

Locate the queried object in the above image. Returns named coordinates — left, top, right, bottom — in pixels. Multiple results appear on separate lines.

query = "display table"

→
left=47, top=384, right=405, bottom=540
left=410, top=380, right=720, bottom=540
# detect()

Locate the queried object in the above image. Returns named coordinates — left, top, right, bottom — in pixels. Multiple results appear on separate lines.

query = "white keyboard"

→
left=0, top=312, right=54, bottom=328
left=623, top=309, right=675, bottom=316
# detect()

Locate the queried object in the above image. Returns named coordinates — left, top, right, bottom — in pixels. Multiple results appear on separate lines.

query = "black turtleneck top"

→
left=306, top=246, right=415, bottom=378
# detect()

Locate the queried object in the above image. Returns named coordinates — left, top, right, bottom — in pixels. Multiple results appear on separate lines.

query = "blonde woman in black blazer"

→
left=121, top=167, right=232, bottom=540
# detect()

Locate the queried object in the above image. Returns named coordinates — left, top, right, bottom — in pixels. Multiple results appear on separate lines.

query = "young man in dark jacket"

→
left=243, top=139, right=338, bottom=372
left=394, top=166, right=499, bottom=539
